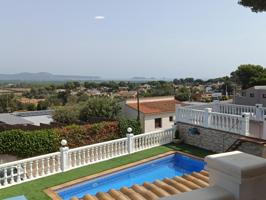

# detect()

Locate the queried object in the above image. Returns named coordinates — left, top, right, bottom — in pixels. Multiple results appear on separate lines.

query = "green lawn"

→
left=0, top=143, right=213, bottom=200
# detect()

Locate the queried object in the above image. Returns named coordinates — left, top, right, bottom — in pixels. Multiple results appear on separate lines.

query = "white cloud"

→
left=94, top=16, right=105, bottom=20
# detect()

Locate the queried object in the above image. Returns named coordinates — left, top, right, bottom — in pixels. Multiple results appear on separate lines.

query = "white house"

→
left=122, top=96, right=183, bottom=133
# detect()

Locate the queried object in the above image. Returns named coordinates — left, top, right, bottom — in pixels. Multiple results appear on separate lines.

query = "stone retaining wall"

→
left=177, top=122, right=264, bottom=157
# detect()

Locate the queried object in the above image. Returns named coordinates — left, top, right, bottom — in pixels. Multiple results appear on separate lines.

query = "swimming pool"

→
left=56, top=153, right=205, bottom=200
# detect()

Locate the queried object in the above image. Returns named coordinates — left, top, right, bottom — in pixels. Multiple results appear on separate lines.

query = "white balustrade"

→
left=187, top=103, right=263, bottom=120
left=0, top=152, right=61, bottom=188
left=176, top=106, right=250, bottom=136
left=176, top=107, right=205, bottom=126
left=0, top=128, right=175, bottom=189
left=133, top=128, right=174, bottom=152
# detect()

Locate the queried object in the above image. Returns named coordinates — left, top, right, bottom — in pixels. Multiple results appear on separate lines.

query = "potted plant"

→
left=173, top=130, right=183, bottom=144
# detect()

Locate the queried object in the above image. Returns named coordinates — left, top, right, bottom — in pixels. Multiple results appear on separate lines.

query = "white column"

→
left=60, top=140, right=69, bottom=172
left=255, top=104, right=264, bottom=121
left=126, top=127, right=134, bottom=154
left=127, top=133, right=134, bottom=154
left=204, top=108, right=212, bottom=128
left=241, top=113, right=250, bottom=136
left=262, top=116, right=266, bottom=140
left=172, top=124, right=177, bottom=140
left=206, top=151, right=266, bottom=200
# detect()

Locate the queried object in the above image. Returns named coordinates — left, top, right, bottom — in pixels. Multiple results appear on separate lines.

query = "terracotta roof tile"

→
left=126, top=100, right=182, bottom=115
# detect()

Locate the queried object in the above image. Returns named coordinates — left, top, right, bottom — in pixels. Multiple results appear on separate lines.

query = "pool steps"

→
left=70, top=170, right=209, bottom=200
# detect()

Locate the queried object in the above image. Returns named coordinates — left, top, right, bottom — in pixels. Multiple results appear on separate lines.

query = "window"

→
left=242, top=92, right=246, bottom=97
left=263, top=94, right=266, bottom=98
left=155, top=118, right=162, bottom=129
left=250, top=93, right=254, bottom=97
left=169, top=116, right=173, bottom=122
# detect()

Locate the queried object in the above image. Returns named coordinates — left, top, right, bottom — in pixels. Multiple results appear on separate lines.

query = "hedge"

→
left=0, top=121, right=119, bottom=158
left=0, top=129, right=59, bottom=157
left=118, top=118, right=142, bottom=137
left=55, top=122, right=120, bottom=148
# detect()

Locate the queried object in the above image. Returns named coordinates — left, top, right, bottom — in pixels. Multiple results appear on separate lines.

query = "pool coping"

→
left=44, top=150, right=203, bottom=200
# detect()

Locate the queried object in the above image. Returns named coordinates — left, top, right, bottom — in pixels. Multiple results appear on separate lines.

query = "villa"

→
left=122, top=96, right=183, bottom=132
left=1, top=101, right=266, bottom=200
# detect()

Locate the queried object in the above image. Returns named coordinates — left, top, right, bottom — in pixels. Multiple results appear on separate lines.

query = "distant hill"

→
left=0, top=72, right=101, bottom=81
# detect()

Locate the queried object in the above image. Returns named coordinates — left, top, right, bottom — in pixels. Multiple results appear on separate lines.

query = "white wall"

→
left=122, top=104, right=175, bottom=133
left=144, top=112, right=175, bottom=132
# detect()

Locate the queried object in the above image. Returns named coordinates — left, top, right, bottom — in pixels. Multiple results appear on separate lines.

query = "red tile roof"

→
left=127, top=100, right=181, bottom=115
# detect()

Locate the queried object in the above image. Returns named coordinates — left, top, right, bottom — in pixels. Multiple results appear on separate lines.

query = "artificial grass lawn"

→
left=0, top=143, right=213, bottom=200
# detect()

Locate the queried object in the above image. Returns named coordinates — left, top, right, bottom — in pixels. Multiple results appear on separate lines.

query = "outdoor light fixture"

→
left=61, top=139, right=67, bottom=147
left=127, top=127, right=133, bottom=133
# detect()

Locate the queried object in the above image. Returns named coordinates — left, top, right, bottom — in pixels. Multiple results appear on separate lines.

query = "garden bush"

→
left=0, top=120, right=143, bottom=158
left=79, top=96, right=121, bottom=121
left=0, top=121, right=120, bottom=158
left=0, top=129, right=59, bottom=157
left=118, top=117, right=142, bottom=137
left=55, top=121, right=120, bottom=148
left=53, top=105, right=80, bottom=124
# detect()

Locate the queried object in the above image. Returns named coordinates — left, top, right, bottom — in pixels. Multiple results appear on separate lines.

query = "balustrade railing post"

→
left=241, top=113, right=250, bottom=136
left=172, top=124, right=177, bottom=141
left=127, top=127, right=134, bottom=154
left=255, top=104, right=264, bottom=121
left=262, top=116, right=266, bottom=140
left=60, top=140, right=69, bottom=172
left=204, top=108, right=212, bottom=127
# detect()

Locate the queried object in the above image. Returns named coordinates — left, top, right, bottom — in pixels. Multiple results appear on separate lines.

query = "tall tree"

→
left=238, top=0, right=266, bottom=12
left=231, top=64, right=265, bottom=89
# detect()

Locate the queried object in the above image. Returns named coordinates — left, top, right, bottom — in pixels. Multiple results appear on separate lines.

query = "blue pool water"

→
left=56, top=153, right=205, bottom=200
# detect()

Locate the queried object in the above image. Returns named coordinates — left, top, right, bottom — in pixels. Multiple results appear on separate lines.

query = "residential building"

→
left=234, top=86, right=266, bottom=106
left=122, top=96, right=183, bottom=132
left=13, top=110, right=53, bottom=126
left=0, top=110, right=53, bottom=126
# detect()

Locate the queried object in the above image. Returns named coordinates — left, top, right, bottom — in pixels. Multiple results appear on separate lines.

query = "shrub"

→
left=53, top=106, right=80, bottom=124
left=79, top=97, right=121, bottom=121
left=0, top=129, right=59, bottom=157
left=55, top=121, right=120, bottom=148
left=0, top=121, right=120, bottom=158
left=118, top=117, right=142, bottom=137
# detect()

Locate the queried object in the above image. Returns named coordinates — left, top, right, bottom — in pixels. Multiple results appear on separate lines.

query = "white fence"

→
left=188, top=103, right=265, bottom=121
left=176, top=107, right=250, bottom=135
left=0, top=128, right=175, bottom=189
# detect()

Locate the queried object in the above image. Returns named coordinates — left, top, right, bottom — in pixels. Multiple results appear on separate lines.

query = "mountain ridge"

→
left=0, top=72, right=101, bottom=81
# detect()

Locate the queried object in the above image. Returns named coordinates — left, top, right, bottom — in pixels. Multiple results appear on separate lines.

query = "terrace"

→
left=176, top=102, right=266, bottom=139
left=0, top=122, right=266, bottom=200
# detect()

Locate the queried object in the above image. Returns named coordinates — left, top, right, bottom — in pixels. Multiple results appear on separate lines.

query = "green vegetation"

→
left=53, top=105, right=80, bottom=124
left=2, top=64, right=266, bottom=114
left=79, top=96, right=121, bottom=121
left=0, top=129, right=58, bottom=157
left=231, top=64, right=266, bottom=89
left=0, top=94, right=17, bottom=113
left=118, top=117, right=142, bottom=137
left=55, top=122, right=119, bottom=148
left=238, top=0, right=266, bottom=12
left=53, top=96, right=121, bottom=124
left=0, top=144, right=212, bottom=200
left=0, top=122, right=119, bottom=157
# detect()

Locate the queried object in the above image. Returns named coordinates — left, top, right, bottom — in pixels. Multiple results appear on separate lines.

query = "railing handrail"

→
left=133, top=128, right=174, bottom=138
left=0, top=151, right=60, bottom=168
left=68, top=137, right=128, bottom=153
left=209, top=111, right=244, bottom=119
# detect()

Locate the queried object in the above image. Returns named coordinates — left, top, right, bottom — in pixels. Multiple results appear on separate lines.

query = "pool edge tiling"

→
left=44, top=151, right=203, bottom=200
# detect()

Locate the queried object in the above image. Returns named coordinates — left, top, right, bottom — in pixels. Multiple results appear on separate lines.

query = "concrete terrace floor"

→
left=0, top=144, right=213, bottom=200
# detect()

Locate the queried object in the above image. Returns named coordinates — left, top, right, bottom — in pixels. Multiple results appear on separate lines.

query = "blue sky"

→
left=0, top=0, right=266, bottom=79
